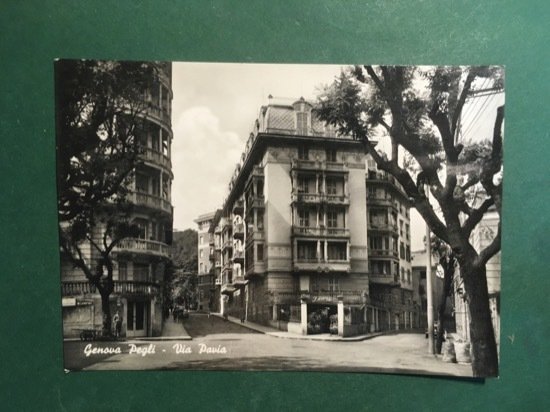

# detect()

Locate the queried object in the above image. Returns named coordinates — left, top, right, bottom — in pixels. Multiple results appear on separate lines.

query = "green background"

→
left=1, top=1, right=548, bottom=410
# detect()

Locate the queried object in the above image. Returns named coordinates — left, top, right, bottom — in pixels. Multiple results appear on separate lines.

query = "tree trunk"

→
left=99, top=289, right=112, bottom=337
left=461, top=262, right=499, bottom=377
left=436, top=258, right=455, bottom=354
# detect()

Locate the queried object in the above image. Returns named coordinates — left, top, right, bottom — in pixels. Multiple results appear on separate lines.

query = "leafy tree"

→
left=171, top=229, right=198, bottom=272
left=56, top=60, right=157, bottom=336
left=316, top=66, right=503, bottom=377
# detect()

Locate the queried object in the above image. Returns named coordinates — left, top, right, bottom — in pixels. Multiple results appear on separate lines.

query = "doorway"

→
left=127, top=300, right=148, bottom=337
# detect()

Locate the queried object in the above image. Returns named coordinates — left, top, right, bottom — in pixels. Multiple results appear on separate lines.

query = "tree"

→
left=56, top=60, right=157, bottom=336
left=316, top=66, right=503, bottom=377
left=171, top=229, right=198, bottom=272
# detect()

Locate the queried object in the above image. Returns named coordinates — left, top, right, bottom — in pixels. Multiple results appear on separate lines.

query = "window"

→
left=257, top=244, right=264, bottom=261
left=327, top=242, right=346, bottom=261
left=369, top=236, right=383, bottom=250
left=134, top=263, right=149, bottom=281
left=326, top=178, right=337, bottom=195
left=199, top=235, right=203, bottom=244
left=400, top=241, right=405, bottom=259
left=199, top=262, right=204, bottom=274
left=399, top=219, right=404, bottom=236
left=401, top=267, right=405, bottom=281
left=200, top=249, right=204, bottom=258
left=135, top=219, right=148, bottom=239
left=298, top=176, right=309, bottom=193
left=405, top=223, right=410, bottom=240
left=296, top=112, right=308, bottom=135
left=406, top=245, right=411, bottom=262
left=298, top=145, right=309, bottom=160
left=257, top=210, right=264, bottom=230
left=368, top=186, right=376, bottom=198
left=326, top=149, right=337, bottom=162
left=327, top=210, right=338, bottom=228
left=297, top=241, right=316, bottom=261
left=136, top=173, right=149, bottom=193
left=118, top=261, right=127, bottom=281
left=328, top=276, right=339, bottom=293
left=407, top=269, right=411, bottom=283
left=298, top=209, right=309, bottom=227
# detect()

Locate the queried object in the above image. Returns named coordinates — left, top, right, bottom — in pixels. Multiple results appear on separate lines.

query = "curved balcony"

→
left=291, top=192, right=322, bottom=204
left=115, top=238, right=170, bottom=258
left=140, top=147, right=172, bottom=174
left=145, top=104, right=171, bottom=129
left=130, top=191, right=172, bottom=214
left=62, top=280, right=160, bottom=297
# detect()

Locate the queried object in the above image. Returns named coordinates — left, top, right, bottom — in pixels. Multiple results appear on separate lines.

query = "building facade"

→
left=208, top=97, right=416, bottom=337
left=366, top=156, right=415, bottom=331
left=195, top=211, right=217, bottom=311
left=61, top=62, right=174, bottom=338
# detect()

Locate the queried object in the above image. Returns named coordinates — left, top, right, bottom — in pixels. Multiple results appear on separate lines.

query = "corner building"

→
left=61, top=62, right=174, bottom=338
left=210, top=97, right=414, bottom=337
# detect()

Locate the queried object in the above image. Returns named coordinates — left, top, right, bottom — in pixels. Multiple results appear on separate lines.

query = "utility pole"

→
left=426, top=188, right=435, bottom=355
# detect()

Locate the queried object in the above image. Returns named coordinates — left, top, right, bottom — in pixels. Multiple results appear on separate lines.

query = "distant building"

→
left=194, top=211, right=217, bottom=311
left=61, top=62, right=173, bottom=338
left=411, top=249, right=443, bottom=331
left=206, top=96, right=416, bottom=336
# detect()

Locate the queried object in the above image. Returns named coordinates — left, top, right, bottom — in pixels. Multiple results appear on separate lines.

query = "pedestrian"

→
left=113, top=311, right=122, bottom=338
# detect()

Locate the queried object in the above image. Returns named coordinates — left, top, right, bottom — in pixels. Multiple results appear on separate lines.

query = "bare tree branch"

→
left=476, top=223, right=501, bottom=267
left=462, top=198, right=495, bottom=236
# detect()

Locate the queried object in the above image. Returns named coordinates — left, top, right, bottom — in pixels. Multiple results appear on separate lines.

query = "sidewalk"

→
left=213, top=313, right=386, bottom=342
left=134, top=317, right=191, bottom=341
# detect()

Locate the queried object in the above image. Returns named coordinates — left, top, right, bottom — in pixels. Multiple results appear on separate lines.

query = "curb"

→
left=214, top=313, right=389, bottom=342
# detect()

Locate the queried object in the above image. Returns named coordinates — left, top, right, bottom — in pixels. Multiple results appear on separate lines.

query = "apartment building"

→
left=194, top=211, right=217, bottom=311
left=208, top=96, right=415, bottom=337
left=61, top=62, right=173, bottom=338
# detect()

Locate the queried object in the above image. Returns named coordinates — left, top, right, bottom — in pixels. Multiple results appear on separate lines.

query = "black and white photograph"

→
left=57, top=61, right=504, bottom=378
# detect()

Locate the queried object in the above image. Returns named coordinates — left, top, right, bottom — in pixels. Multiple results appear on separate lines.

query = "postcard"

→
left=57, top=61, right=503, bottom=377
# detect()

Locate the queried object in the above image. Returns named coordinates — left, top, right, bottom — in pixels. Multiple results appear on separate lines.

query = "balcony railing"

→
left=292, top=226, right=350, bottom=238
left=130, top=191, right=172, bottom=214
left=324, top=194, right=349, bottom=205
left=233, top=249, right=244, bottom=262
left=62, top=281, right=97, bottom=296
left=141, top=147, right=172, bottom=171
left=369, top=273, right=400, bottom=286
left=291, top=159, right=348, bottom=172
left=62, top=280, right=160, bottom=296
left=115, top=238, right=170, bottom=258
left=369, top=248, right=399, bottom=258
left=114, top=280, right=160, bottom=296
left=293, top=260, right=351, bottom=273
left=367, top=222, right=399, bottom=232
left=145, top=105, right=171, bottom=127
left=232, top=200, right=244, bottom=215
left=233, top=222, right=245, bottom=238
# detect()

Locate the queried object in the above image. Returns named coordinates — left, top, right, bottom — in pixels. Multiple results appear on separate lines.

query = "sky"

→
left=170, top=63, right=504, bottom=252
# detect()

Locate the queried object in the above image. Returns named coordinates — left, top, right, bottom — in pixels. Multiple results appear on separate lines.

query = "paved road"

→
left=182, top=313, right=260, bottom=337
left=65, top=313, right=472, bottom=377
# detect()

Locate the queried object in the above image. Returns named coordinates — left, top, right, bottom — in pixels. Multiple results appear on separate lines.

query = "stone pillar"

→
left=300, top=299, right=308, bottom=335
left=272, top=304, right=278, bottom=321
left=337, top=297, right=345, bottom=337
left=371, top=307, right=376, bottom=332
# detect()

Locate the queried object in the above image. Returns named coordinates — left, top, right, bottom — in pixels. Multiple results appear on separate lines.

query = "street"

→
left=64, top=313, right=472, bottom=377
